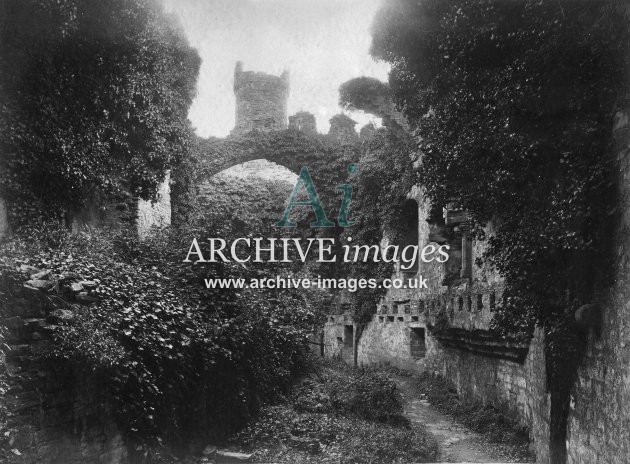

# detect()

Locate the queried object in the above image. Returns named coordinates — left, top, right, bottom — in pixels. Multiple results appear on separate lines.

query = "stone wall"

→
left=137, top=173, right=171, bottom=238
left=323, top=106, right=630, bottom=462
left=232, top=61, right=289, bottom=136
left=323, top=315, right=355, bottom=365
left=431, top=328, right=550, bottom=463
left=327, top=114, right=358, bottom=145
left=322, top=185, right=555, bottom=460
left=1, top=265, right=127, bottom=463
left=562, top=106, right=630, bottom=464
left=324, top=306, right=551, bottom=461
left=0, top=197, right=8, bottom=239
left=288, top=111, right=317, bottom=135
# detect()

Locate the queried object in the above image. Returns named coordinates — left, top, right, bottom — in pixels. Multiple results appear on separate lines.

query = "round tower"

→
left=231, top=61, right=289, bottom=135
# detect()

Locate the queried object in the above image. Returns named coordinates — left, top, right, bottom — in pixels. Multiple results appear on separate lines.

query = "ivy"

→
left=372, top=0, right=627, bottom=330
left=183, top=126, right=416, bottom=324
left=371, top=1, right=629, bottom=461
left=339, top=127, right=417, bottom=322
left=0, top=0, right=200, bottom=230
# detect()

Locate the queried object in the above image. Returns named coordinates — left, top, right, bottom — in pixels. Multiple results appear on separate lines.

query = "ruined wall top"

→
left=289, top=111, right=317, bottom=135
left=327, top=113, right=358, bottom=144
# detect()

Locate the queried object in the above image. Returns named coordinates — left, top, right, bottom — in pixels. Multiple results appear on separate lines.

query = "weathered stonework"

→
left=323, top=183, right=554, bottom=460
left=327, top=114, right=358, bottom=145
left=323, top=106, right=630, bottom=463
left=231, top=61, right=289, bottom=136
left=323, top=315, right=355, bottom=365
left=0, top=197, right=8, bottom=239
left=1, top=267, right=127, bottom=463
left=430, top=328, right=550, bottom=463
left=562, top=106, right=630, bottom=464
left=137, top=173, right=171, bottom=238
left=288, top=111, right=317, bottom=135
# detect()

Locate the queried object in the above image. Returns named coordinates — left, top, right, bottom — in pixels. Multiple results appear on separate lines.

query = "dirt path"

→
left=396, top=376, right=530, bottom=463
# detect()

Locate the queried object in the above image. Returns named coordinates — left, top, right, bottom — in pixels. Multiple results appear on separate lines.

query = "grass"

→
left=412, top=371, right=536, bottom=462
left=226, top=360, right=439, bottom=463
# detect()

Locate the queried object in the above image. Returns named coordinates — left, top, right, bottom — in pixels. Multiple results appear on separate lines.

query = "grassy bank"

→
left=226, top=360, right=439, bottom=463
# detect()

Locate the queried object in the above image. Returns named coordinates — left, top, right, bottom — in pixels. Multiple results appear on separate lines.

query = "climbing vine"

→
left=371, top=1, right=629, bottom=462
left=184, top=127, right=416, bottom=322
left=0, top=0, right=200, bottom=230
left=183, top=129, right=363, bottom=280
left=193, top=131, right=358, bottom=193
left=339, top=127, right=417, bottom=322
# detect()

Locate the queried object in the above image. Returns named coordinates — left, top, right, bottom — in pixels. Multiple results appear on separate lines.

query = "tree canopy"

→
left=371, top=0, right=628, bottom=330
left=0, top=0, right=200, bottom=228
left=370, top=1, right=629, bottom=461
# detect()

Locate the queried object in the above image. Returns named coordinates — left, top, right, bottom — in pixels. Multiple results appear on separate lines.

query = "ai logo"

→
left=274, top=164, right=358, bottom=228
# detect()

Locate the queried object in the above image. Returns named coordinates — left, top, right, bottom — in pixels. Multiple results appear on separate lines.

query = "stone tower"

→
left=232, top=61, right=289, bottom=135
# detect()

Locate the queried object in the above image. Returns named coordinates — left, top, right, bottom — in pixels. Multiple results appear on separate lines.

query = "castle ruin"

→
left=288, top=111, right=317, bottom=135
left=231, top=61, right=290, bottom=135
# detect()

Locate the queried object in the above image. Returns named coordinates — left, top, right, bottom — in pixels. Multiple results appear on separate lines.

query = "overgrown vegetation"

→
left=330, top=126, right=417, bottom=323
left=412, top=372, right=534, bottom=462
left=228, top=361, right=438, bottom=463
left=370, top=1, right=629, bottom=461
left=0, top=213, right=319, bottom=457
left=339, top=77, right=390, bottom=116
left=0, top=0, right=200, bottom=229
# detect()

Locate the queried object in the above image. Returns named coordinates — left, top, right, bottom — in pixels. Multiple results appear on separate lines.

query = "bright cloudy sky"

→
left=163, top=0, right=390, bottom=139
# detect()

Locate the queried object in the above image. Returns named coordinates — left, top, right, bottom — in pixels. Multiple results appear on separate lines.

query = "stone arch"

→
left=193, top=130, right=358, bottom=188
left=211, top=159, right=298, bottom=183
left=195, top=132, right=315, bottom=184
left=191, top=130, right=361, bottom=231
left=197, top=142, right=302, bottom=181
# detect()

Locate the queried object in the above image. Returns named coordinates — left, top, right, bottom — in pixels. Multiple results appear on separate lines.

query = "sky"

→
left=163, top=0, right=390, bottom=139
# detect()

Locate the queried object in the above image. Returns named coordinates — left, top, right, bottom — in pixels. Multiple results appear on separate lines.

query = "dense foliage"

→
left=187, top=130, right=363, bottom=282
left=340, top=127, right=416, bottom=322
left=370, top=1, right=629, bottom=461
left=339, top=77, right=391, bottom=116
left=0, top=175, right=325, bottom=455
left=0, top=0, right=200, bottom=229
left=292, top=363, right=405, bottom=424
left=372, top=0, right=626, bottom=330
left=230, top=361, right=438, bottom=463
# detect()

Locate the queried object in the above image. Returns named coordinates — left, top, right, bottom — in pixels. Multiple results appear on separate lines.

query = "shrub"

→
left=0, top=227, right=316, bottom=453
left=231, top=363, right=438, bottom=463
left=329, top=370, right=405, bottom=424
left=293, top=361, right=406, bottom=425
